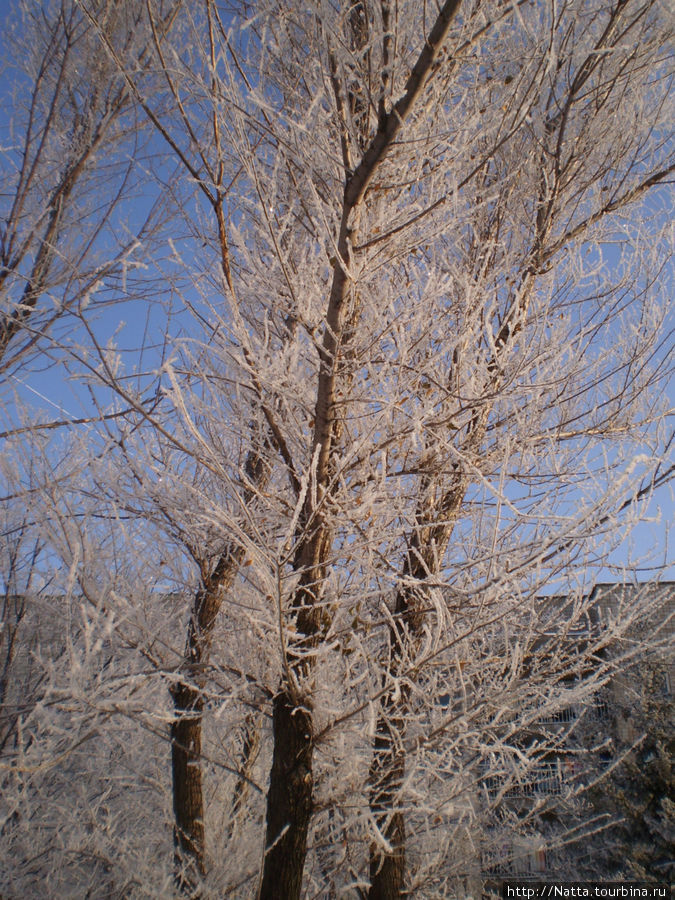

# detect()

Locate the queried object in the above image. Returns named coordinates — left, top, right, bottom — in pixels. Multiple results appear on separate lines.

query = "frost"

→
left=1, top=0, right=672, bottom=895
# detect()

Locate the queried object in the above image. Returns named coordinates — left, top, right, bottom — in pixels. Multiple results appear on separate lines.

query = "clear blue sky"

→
left=1, top=0, right=672, bottom=585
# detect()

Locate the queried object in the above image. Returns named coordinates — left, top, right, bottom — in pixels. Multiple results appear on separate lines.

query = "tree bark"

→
left=368, top=705, right=407, bottom=899
left=170, top=582, right=220, bottom=896
left=258, top=690, right=314, bottom=900
left=367, top=590, right=416, bottom=900
left=368, top=487, right=465, bottom=898
left=171, top=686, right=206, bottom=896
left=229, top=712, right=262, bottom=837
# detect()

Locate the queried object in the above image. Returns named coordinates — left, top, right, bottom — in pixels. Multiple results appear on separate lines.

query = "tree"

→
left=586, top=655, right=674, bottom=882
left=1, top=0, right=673, bottom=897
left=0, top=0, right=180, bottom=379
left=478, top=583, right=673, bottom=886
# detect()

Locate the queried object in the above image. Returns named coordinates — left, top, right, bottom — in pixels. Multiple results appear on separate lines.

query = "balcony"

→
left=480, top=758, right=583, bottom=800
left=534, top=692, right=610, bottom=727
left=482, top=835, right=547, bottom=878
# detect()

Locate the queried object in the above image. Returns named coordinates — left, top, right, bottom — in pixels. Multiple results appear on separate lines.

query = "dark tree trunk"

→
left=366, top=522, right=454, bottom=898
left=170, top=583, right=220, bottom=895
left=170, top=451, right=268, bottom=891
left=366, top=541, right=430, bottom=898
left=368, top=711, right=407, bottom=900
left=258, top=689, right=314, bottom=900
left=171, top=683, right=206, bottom=897
left=258, top=564, right=326, bottom=896
left=367, top=630, right=412, bottom=899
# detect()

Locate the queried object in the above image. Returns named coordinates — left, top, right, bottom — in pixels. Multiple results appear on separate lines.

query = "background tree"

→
left=586, top=659, right=674, bottom=882
left=0, top=0, right=188, bottom=457
left=0, top=0, right=673, bottom=897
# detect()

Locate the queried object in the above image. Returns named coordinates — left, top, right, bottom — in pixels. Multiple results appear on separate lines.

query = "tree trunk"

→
left=171, top=683, right=206, bottom=897
left=367, top=495, right=463, bottom=897
left=258, top=689, right=314, bottom=900
left=369, top=815, right=406, bottom=900
left=258, top=1, right=464, bottom=891
left=368, top=710, right=407, bottom=899
left=170, top=449, right=267, bottom=890
left=228, top=712, right=262, bottom=838
left=170, top=583, right=222, bottom=894
left=368, top=596, right=413, bottom=900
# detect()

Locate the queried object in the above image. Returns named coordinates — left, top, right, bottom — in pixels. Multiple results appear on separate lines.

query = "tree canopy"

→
left=1, top=0, right=673, bottom=896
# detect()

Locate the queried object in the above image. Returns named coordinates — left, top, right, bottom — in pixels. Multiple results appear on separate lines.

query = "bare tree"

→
left=0, top=0, right=673, bottom=897
left=0, top=0, right=180, bottom=377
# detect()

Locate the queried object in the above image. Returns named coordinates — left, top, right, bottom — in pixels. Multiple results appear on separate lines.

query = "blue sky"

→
left=0, top=0, right=672, bottom=585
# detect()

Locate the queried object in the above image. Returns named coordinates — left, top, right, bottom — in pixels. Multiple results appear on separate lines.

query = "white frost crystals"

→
left=0, top=0, right=673, bottom=897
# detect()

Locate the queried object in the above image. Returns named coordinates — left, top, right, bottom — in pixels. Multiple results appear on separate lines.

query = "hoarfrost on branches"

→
left=0, top=0, right=673, bottom=897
